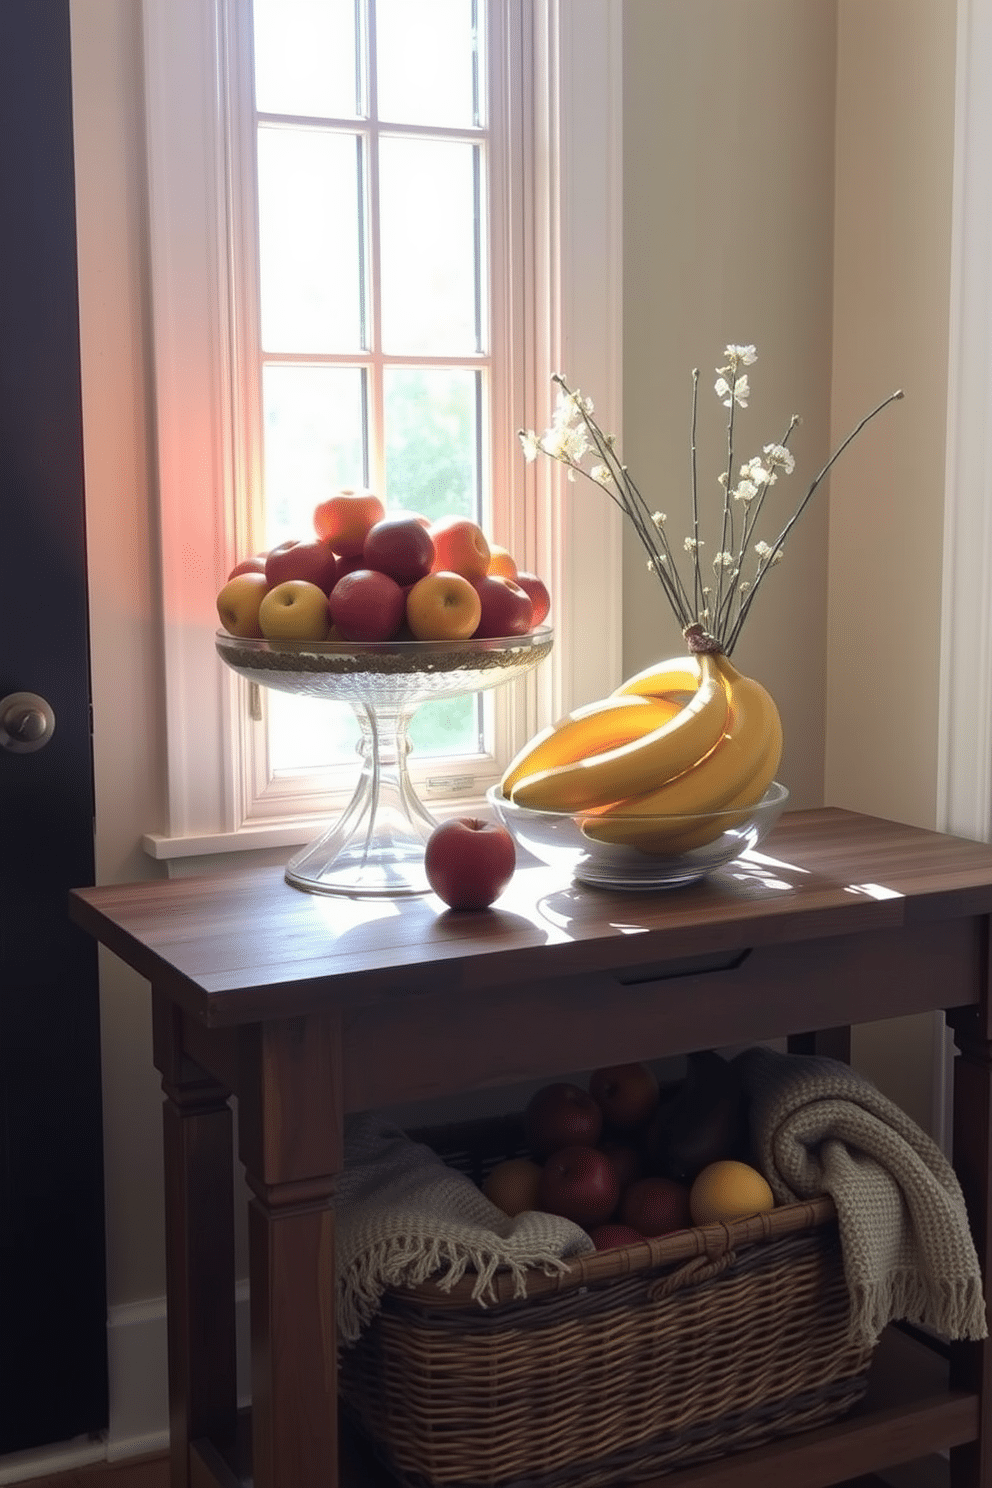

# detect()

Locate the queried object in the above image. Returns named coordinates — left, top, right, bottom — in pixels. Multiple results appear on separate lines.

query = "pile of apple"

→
left=216, top=488, right=551, bottom=644
left=481, top=1057, right=774, bottom=1250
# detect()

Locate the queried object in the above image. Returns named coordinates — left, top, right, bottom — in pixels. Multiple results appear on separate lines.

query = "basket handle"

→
left=647, top=1250, right=737, bottom=1301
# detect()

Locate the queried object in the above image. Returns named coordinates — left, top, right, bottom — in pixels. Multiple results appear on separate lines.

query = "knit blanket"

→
left=334, top=1113, right=595, bottom=1346
left=735, top=1045, right=988, bottom=1347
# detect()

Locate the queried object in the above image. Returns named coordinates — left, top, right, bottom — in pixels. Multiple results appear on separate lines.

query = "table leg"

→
left=238, top=1011, right=343, bottom=1488
left=948, top=1002, right=992, bottom=1488
left=153, top=996, right=238, bottom=1488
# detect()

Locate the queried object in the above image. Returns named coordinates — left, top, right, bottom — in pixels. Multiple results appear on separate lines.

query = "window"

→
left=142, top=0, right=623, bottom=864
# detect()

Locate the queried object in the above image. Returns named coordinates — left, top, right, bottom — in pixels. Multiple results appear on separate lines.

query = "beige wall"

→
left=622, top=0, right=838, bottom=813
left=68, top=0, right=958, bottom=1356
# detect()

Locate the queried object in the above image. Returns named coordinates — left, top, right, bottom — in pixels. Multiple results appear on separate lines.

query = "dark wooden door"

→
left=0, top=0, right=108, bottom=1453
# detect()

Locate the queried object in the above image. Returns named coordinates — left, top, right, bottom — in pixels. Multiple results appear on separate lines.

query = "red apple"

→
left=363, top=516, right=435, bottom=586
left=313, top=488, right=385, bottom=556
left=525, top=1082, right=603, bottom=1160
left=597, top=1138, right=643, bottom=1193
left=327, top=568, right=406, bottom=641
left=538, top=1145, right=619, bottom=1228
left=424, top=817, right=516, bottom=910
left=618, top=1176, right=692, bottom=1238
left=405, top=570, right=482, bottom=641
left=471, top=575, right=534, bottom=638
left=589, top=1062, right=661, bottom=1131
left=264, top=537, right=339, bottom=594
left=514, top=570, right=551, bottom=626
left=227, top=553, right=268, bottom=580
left=588, top=1222, right=644, bottom=1251
left=428, top=515, right=491, bottom=579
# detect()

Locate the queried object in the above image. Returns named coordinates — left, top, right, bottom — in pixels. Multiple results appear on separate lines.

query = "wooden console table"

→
left=70, top=808, right=992, bottom=1488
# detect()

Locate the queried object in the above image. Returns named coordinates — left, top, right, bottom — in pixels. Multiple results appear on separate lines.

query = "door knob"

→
left=0, top=692, right=56, bottom=753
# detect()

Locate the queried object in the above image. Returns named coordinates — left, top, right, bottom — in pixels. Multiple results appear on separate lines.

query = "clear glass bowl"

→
left=486, top=780, right=790, bottom=890
left=216, top=627, right=553, bottom=897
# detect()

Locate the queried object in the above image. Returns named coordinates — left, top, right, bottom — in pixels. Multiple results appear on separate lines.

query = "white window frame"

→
left=141, top=0, right=623, bottom=863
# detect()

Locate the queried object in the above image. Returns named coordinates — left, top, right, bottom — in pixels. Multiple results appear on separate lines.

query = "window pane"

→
left=253, top=0, right=360, bottom=119
left=263, top=364, right=365, bottom=540
left=269, top=694, right=359, bottom=771
left=384, top=367, right=480, bottom=520
left=409, top=694, right=481, bottom=758
left=379, top=137, right=481, bottom=355
left=257, top=127, right=364, bottom=353
left=376, top=0, right=481, bottom=127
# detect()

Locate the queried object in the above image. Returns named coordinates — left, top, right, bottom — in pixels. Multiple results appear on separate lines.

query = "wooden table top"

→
left=68, top=808, right=992, bottom=1030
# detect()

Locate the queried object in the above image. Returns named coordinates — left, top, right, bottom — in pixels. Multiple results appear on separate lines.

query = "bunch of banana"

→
left=499, top=643, right=782, bottom=856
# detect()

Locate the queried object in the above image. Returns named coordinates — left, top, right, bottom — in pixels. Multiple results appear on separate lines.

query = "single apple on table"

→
left=405, top=570, right=482, bottom=640
left=525, top=1081, right=603, bottom=1160
left=424, top=816, right=516, bottom=910
left=514, top=570, right=551, bottom=627
left=216, top=571, right=269, bottom=638
left=589, top=1062, right=661, bottom=1132
left=258, top=579, right=332, bottom=641
left=264, top=537, right=339, bottom=594
left=328, top=568, right=406, bottom=642
left=362, top=515, right=436, bottom=586
left=537, top=1144, right=619, bottom=1228
left=313, top=488, right=385, bottom=557
left=428, top=515, right=491, bottom=580
left=471, top=574, right=534, bottom=638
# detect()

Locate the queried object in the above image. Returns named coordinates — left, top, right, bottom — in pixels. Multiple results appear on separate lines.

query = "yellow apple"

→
left=258, top=579, right=332, bottom=641
left=487, top=544, right=518, bottom=579
left=216, top=572, right=269, bottom=638
left=405, top=571, right=482, bottom=640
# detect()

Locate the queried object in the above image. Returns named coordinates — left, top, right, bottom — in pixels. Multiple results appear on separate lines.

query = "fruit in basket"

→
left=216, top=571, right=269, bottom=638
left=258, top=579, right=332, bottom=641
left=362, top=516, right=435, bottom=586
left=689, top=1160, right=774, bottom=1225
left=589, top=1062, right=660, bottom=1132
left=428, top=515, right=491, bottom=580
left=525, top=1082, right=603, bottom=1159
left=619, top=1175, right=692, bottom=1237
left=588, top=1223, right=644, bottom=1251
left=643, top=1050, right=747, bottom=1184
left=597, top=1138, right=643, bottom=1193
left=537, top=1144, right=619, bottom=1227
left=405, top=571, right=483, bottom=641
left=471, top=575, right=534, bottom=639
left=264, top=537, right=339, bottom=594
left=328, top=568, right=407, bottom=642
left=424, top=817, right=517, bottom=910
left=312, top=487, right=385, bottom=555
left=482, top=1157, right=544, bottom=1217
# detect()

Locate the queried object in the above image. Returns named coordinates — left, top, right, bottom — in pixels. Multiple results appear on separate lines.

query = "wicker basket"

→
left=338, top=1113, right=874, bottom=1488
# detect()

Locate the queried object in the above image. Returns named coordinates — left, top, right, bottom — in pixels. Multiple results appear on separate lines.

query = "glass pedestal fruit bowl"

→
left=216, top=627, right=553, bottom=897
left=487, top=780, right=789, bottom=891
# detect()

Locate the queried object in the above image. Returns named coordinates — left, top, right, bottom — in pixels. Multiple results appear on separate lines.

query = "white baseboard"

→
left=0, top=1282, right=250, bottom=1482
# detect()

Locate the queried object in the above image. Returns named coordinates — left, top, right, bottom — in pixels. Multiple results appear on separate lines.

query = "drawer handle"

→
left=615, top=948, right=752, bottom=987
